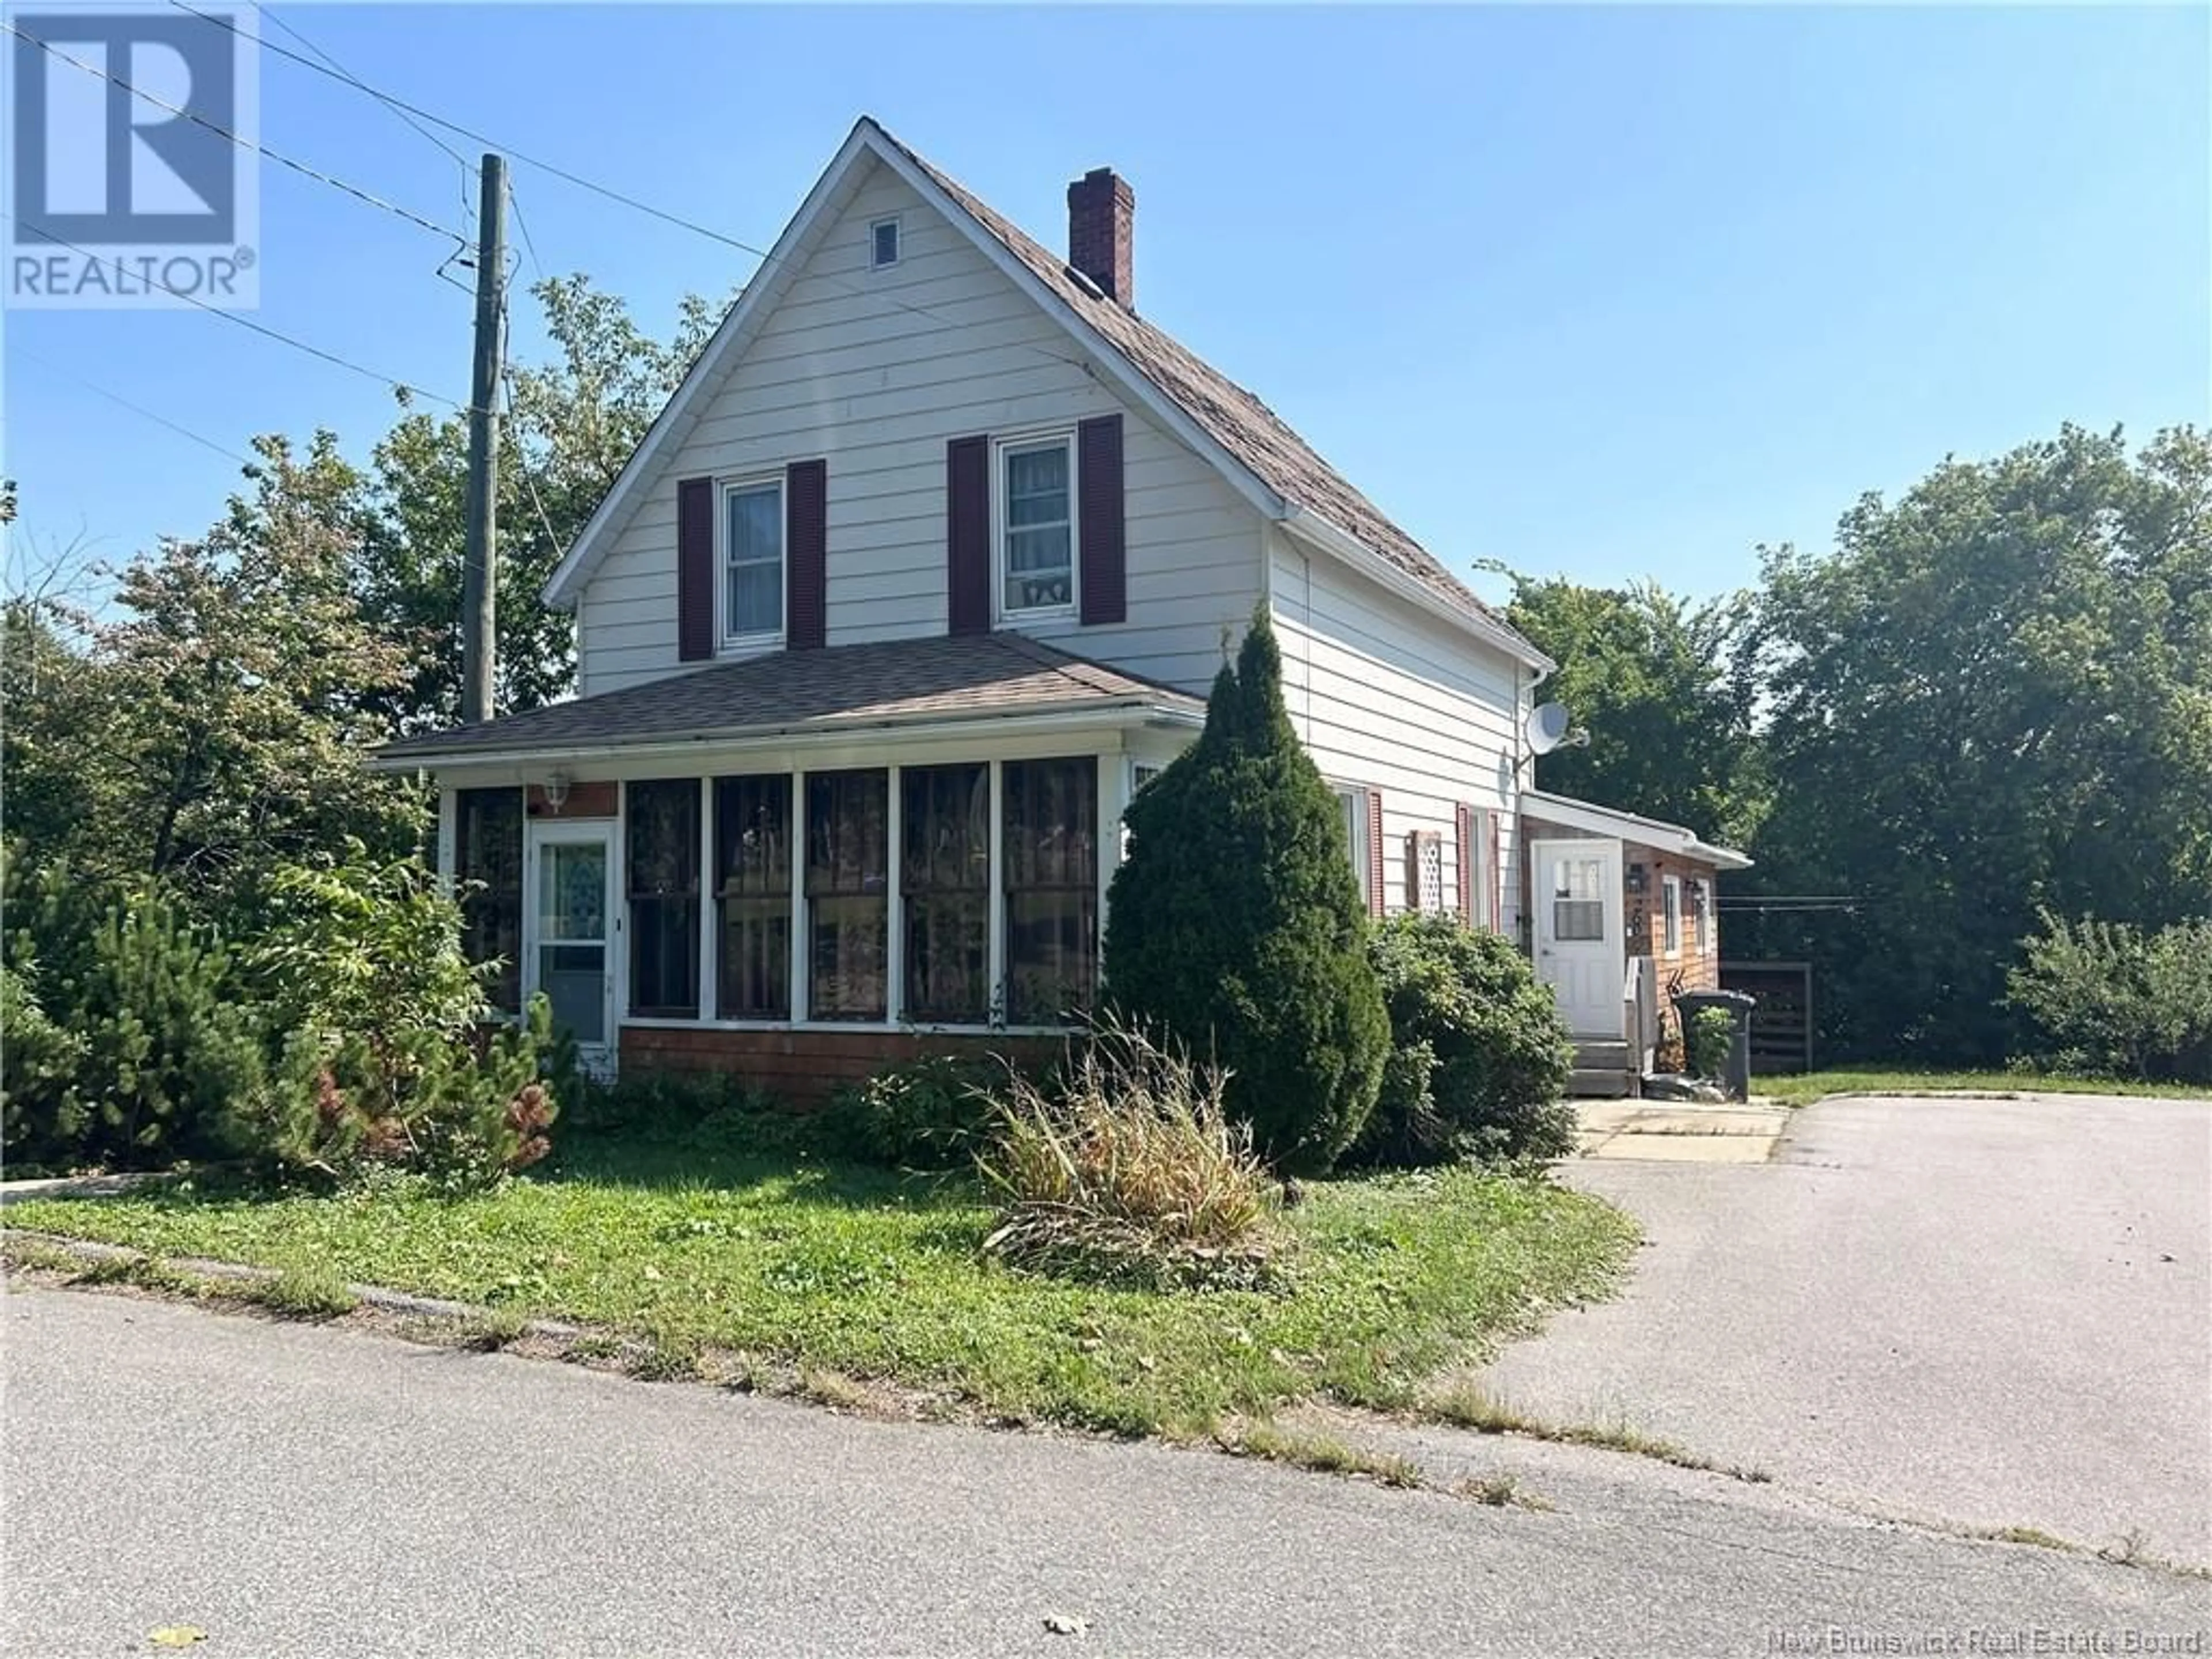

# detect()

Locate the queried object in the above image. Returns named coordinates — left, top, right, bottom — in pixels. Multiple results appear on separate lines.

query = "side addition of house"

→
left=377, top=116, right=1719, bottom=1099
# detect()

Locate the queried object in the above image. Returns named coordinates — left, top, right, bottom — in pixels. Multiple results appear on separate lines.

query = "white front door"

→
left=525, top=820, right=616, bottom=1063
left=1531, top=838, right=1623, bottom=1036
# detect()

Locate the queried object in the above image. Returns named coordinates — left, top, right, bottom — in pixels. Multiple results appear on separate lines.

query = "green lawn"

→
left=1759, top=1069, right=2209, bottom=1107
left=2, top=1137, right=1636, bottom=1438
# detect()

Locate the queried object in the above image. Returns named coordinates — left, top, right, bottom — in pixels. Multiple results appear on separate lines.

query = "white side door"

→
left=1531, top=838, right=1623, bottom=1037
left=525, top=820, right=616, bottom=1065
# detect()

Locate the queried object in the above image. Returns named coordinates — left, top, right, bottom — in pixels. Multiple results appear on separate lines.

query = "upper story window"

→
left=869, top=216, right=901, bottom=269
left=722, top=478, right=783, bottom=646
left=998, top=435, right=1076, bottom=617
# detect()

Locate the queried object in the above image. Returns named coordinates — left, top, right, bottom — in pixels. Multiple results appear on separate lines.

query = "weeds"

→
left=1452, top=1472, right=1554, bottom=1512
left=977, top=1017, right=1285, bottom=1291
left=1222, top=1419, right=1423, bottom=1487
left=249, top=1268, right=358, bottom=1320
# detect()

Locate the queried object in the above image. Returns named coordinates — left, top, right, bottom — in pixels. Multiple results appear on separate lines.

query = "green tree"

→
left=359, top=274, right=734, bottom=729
left=4, top=434, right=423, bottom=925
left=1104, top=611, right=1390, bottom=1173
left=1745, top=423, right=2212, bottom=1063
left=1507, top=578, right=1763, bottom=846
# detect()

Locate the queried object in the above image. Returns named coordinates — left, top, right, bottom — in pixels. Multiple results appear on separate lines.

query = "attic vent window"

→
left=870, top=217, right=900, bottom=269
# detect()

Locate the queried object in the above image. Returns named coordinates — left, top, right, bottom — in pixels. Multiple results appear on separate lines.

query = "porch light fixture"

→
left=1626, top=862, right=1647, bottom=895
left=544, top=770, right=573, bottom=810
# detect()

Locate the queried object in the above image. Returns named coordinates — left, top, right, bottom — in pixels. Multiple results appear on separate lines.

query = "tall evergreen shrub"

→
left=1104, top=611, right=1389, bottom=1172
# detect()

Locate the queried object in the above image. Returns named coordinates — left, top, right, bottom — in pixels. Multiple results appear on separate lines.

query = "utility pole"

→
left=460, top=152, right=507, bottom=725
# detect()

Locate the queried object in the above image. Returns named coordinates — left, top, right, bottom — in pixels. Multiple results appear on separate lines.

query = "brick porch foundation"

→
left=618, top=1027, right=1065, bottom=1105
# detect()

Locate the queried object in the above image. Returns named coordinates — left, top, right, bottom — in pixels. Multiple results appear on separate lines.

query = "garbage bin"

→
left=1673, top=988, right=1758, bottom=1101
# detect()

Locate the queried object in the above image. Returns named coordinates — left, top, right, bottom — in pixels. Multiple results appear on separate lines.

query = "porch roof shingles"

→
left=378, top=631, right=1203, bottom=762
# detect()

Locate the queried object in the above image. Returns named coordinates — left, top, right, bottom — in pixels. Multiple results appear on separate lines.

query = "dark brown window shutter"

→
left=677, top=476, right=715, bottom=662
left=946, top=435, right=990, bottom=635
left=1077, top=413, right=1126, bottom=625
left=786, top=459, right=828, bottom=650
left=1455, top=802, right=1475, bottom=922
left=1366, top=790, right=1385, bottom=919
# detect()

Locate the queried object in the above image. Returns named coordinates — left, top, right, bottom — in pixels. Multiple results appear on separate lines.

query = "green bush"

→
left=976, top=1017, right=1283, bottom=1291
left=1104, top=611, right=1390, bottom=1173
left=41, top=892, right=268, bottom=1171
left=1685, top=1006, right=1736, bottom=1081
left=562, top=1066, right=810, bottom=1155
left=2008, top=912, right=2212, bottom=1084
left=1355, top=914, right=1576, bottom=1165
left=0, top=956, right=89, bottom=1169
left=245, top=851, right=560, bottom=1189
left=823, top=1052, right=1002, bottom=1169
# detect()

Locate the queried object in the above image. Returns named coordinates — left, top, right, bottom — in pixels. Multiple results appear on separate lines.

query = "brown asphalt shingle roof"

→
left=878, top=125, right=1532, bottom=650
left=378, top=632, right=1202, bottom=760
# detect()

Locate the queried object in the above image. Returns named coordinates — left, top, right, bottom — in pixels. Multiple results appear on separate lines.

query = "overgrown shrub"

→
left=1354, top=914, right=1576, bottom=1165
left=1685, top=1006, right=1736, bottom=1081
left=2008, top=912, right=2212, bottom=1083
left=33, top=891, right=268, bottom=1171
left=1104, top=611, right=1390, bottom=1173
left=823, top=1052, right=1002, bottom=1169
left=976, top=1019, right=1284, bottom=1291
left=561, top=1066, right=809, bottom=1155
left=0, top=956, right=89, bottom=1169
left=243, top=850, right=560, bottom=1189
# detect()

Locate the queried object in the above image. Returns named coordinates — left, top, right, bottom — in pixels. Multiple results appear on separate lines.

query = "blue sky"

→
left=6, top=3, right=2206, bottom=610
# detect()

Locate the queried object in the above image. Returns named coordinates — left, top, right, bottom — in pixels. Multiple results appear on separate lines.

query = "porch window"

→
left=998, top=436, right=1075, bottom=615
left=626, top=779, right=700, bottom=1017
left=806, top=770, right=889, bottom=1021
left=902, top=763, right=989, bottom=1023
left=1661, top=874, right=1683, bottom=955
left=455, top=787, right=523, bottom=1013
left=715, top=775, right=792, bottom=1020
left=1003, top=757, right=1097, bottom=1024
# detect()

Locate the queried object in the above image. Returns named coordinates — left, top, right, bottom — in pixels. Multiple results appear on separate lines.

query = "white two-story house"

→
left=380, top=117, right=1743, bottom=1099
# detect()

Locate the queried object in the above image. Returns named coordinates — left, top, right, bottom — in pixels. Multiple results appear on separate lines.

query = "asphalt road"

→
left=6, top=1285, right=2206, bottom=1658
left=1484, top=1092, right=2212, bottom=1565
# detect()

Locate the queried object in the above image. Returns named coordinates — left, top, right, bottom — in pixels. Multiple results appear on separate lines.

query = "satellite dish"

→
left=1527, top=702, right=1573, bottom=755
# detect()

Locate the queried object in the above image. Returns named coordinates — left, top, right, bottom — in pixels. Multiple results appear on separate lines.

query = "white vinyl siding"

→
left=574, top=160, right=1260, bottom=698
left=1270, top=528, right=1527, bottom=939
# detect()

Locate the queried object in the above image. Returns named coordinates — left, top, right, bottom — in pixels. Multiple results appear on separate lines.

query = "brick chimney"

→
left=1066, top=166, right=1134, bottom=308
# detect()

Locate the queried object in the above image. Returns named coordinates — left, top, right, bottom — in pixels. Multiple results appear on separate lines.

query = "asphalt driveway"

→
left=1482, top=1092, right=2212, bottom=1563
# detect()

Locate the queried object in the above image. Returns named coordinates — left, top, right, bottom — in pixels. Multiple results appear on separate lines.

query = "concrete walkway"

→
left=1495, top=1092, right=2212, bottom=1563
left=1575, top=1099, right=1788, bottom=1162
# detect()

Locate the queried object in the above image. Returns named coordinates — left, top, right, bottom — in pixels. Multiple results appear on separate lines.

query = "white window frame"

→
left=993, top=431, right=1079, bottom=622
left=1333, top=783, right=1370, bottom=892
left=868, top=215, right=901, bottom=271
left=1661, top=873, right=1683, bottom=956
left=718, top=475, right=785, bottom=651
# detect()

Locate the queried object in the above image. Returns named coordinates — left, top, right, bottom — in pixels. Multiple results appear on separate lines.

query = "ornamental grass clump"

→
left=976, top=1019, right=1286, bottom=1292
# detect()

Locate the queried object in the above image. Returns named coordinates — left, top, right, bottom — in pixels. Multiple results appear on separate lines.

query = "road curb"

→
left=1, top=1228, right=584, bottom=1340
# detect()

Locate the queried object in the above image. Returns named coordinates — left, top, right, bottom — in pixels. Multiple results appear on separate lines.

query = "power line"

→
left=164, top=0, right=776, bottom=258
left=6, top=215, right=486, bottom=418
left=12, top=346, right=257, bottom=468
left=163, top=1, right=1085, bottom=371
left=259, top=6, right=470, bottom=173
left=6, top=25, right=467, bottom=249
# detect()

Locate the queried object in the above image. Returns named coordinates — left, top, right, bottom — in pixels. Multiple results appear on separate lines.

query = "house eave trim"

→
left=1521, top=789, right=1752, bottom=870
left=370, top=698, right=1200, bottom=774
